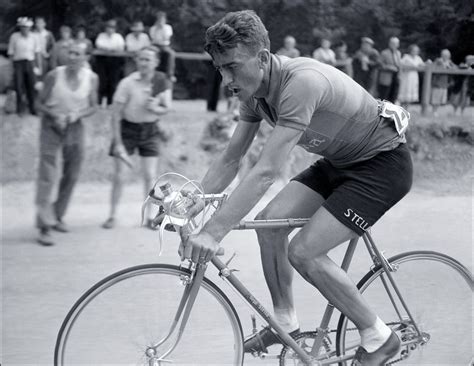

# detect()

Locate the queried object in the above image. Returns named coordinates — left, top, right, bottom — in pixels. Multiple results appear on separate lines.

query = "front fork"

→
left=145, top=262, right=208, bottom=364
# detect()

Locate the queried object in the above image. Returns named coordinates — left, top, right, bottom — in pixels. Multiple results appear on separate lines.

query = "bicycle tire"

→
left=335, top=250, right=473, bottom=365
left=54, top=263, right=244, bottom=365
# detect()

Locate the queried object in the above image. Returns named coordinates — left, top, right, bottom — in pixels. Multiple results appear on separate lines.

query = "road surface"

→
left=1, top=181, right=472, bottom=365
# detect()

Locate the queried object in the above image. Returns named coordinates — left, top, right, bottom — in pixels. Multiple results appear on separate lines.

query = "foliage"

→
left=1, top=0, right=472, bottom=62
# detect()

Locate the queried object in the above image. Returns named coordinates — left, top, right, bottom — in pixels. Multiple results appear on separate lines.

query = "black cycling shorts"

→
left=109, top=119, right=161, bottom=157
left=291, top=143, right=413, bottom=235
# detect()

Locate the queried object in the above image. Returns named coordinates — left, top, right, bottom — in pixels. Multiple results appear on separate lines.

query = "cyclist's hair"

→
left=139, top=45, right=161, bottom=59
left=204, top=10, right=270, bottom=57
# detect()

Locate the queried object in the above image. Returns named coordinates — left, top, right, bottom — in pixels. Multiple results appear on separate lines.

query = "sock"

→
left=359, top=316, right=392, bottom=353
left=274, top=308, right=299, bottom=333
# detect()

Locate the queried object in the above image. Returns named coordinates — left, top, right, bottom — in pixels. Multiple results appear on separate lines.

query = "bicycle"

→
left=54, top=175, right=473, bottom=365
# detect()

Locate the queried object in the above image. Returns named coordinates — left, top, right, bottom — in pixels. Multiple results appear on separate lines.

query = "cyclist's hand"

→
left=179, top=231, right=223, bottom=263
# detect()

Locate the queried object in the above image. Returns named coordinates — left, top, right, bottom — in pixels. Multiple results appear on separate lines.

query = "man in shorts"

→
left=181, top=11, right=412, bottom=365
left=102, top=46, right=171, bottom=229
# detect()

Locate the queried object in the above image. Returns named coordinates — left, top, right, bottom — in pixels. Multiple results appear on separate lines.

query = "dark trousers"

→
left=378, top=75, right=400, bottom=103
left=13, top=60, right=36, bottom=114
left=155, top=45, right=176, bottom=78
left=95, top=55, right=123, bottom=105
left=36, top=119, right=84, bottom=229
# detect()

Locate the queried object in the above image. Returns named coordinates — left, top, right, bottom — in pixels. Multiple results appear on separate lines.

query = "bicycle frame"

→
left=145, top=193, right=428, bottom=365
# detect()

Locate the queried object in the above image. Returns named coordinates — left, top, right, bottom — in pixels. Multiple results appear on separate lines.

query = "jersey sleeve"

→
left=239, top=99, right=262, bottom=123
left=277, top=71, right=328, bottom=131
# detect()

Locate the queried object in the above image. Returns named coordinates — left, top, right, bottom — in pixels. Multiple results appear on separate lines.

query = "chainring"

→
left=279, top=331, right=332, bottom=366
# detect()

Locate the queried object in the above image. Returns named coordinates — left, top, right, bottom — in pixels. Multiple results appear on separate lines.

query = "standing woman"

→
left=398, top=44, right=425, bottom=110
left=102, top=46, right=171, bottom=229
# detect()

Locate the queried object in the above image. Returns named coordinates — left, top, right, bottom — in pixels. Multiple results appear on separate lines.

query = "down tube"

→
left=211, top=257, right=315, bottom=365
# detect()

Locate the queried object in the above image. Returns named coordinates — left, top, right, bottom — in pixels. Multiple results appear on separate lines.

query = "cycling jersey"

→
left=239, top=55, right=406, bottom=168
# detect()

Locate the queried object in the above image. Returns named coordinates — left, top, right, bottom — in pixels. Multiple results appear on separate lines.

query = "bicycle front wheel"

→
left=55, top=263, right=244, bottom=365
left=336, top=251, right=473, bottom=365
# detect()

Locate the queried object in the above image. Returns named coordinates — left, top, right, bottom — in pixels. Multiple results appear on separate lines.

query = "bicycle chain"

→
left=279, top=322, right=412, bottom=365
left=279, top=331, right=332, bottom=366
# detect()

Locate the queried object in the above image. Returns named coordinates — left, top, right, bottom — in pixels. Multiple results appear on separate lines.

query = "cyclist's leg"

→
left=288, top=207, right=376, bottom=330
left=255, top=180, right=324, bottom=332
left=288, top=144, right=412, bottom=356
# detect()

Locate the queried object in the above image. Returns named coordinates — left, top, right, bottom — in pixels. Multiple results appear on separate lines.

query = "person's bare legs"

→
left=141, top=156, right=158, bottom=221
left=103, top=158, right=125, bottom=227
left=255, top=181, right=325, bottom=331
left=288, top=206, right=377, bottom=329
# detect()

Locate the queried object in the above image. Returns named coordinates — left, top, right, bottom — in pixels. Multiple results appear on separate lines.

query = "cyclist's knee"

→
left=254, top=209, right=292, bottom=242
left=288, top=231, right=322, bottom=269
left=288, top=239, right=306, bottom=269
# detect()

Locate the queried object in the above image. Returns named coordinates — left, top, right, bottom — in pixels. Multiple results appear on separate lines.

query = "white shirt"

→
left=125, top=32, right=151, bottom=52
left=45, top=66, right=94, bottom=115
left=312, top=48, right=336, bottom=66
left=8, top=32, right=40, bottom=61
left=113, top=71, right=170, bottom=122
left=149, top=24, right=173, bottom=46
left=95, top=32, right=125, bottom=51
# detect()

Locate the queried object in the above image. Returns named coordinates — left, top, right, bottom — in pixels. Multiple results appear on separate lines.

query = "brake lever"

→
left=141, top=189, right=164, bottom=226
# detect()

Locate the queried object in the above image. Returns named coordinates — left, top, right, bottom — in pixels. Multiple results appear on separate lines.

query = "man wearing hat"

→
left=124, top=21, right=151, bottom=75
left=352, top=37, right=380, bottom=95
left=7, top=17, right=41, bottom=115
left=95, top=19, right=125, bottom=106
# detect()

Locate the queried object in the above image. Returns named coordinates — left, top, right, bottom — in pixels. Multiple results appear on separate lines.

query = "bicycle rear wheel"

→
left=55, top=263, right=244, bottom=365
left=336, top=251, right=473, bottom=365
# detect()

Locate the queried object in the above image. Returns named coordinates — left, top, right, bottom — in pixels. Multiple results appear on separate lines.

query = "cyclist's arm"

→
left=200, top=120, right=261, bottom=194
left=202, top=124, right=303, bottom=242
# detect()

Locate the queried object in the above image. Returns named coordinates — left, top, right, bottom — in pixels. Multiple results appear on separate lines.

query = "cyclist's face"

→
left=213, top=44, right=265, bottom=102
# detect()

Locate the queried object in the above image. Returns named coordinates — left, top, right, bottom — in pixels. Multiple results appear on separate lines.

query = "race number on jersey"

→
left=380, top=101, right=410, bottom=136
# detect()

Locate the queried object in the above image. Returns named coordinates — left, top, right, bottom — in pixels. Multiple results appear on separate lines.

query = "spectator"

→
left=276, top=36, right=300, bottom=58
left=102, top=46, right=172, bottom=229
left=377, top=37, right=401, bottom=103
left=7, top=17, right=41, bottom=115
left=33, top=16, right=55, bottom=76
left=51, top=26, right=74, bottom=68
left=334, top=41, right=353, bottom=77
left=431, top=49, right=456, bottom=116
left=451, top=55, right=474, bottom=116
left=312, top=39, right=336, bottom=65
left=124, top=20, right=151, bottom=75
left=149, top=11, right=176, bottom=80
left=35, top=42, right=99, bottom=246
left=95, top=19, right=126, bottom=106
left=398, top=44, right=425, bottom=109
left=352, top=37, right=380, bottom=94
left=75, top=26, right=93, bottom=55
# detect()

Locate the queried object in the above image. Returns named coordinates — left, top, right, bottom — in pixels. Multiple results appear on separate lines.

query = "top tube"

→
left=196, top=193, right=311, bottom=231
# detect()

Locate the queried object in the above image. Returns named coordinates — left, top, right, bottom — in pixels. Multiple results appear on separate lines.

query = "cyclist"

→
left=181, top=10, right=412, bottom=365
